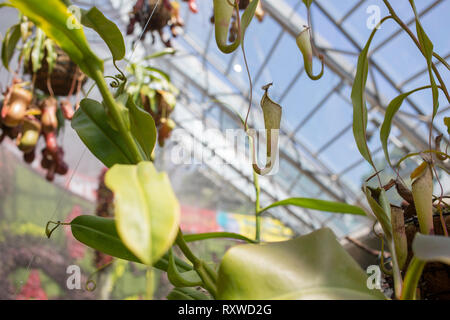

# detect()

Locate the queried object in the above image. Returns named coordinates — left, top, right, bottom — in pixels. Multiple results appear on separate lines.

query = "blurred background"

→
left=0, top=0, right=448, bottom=299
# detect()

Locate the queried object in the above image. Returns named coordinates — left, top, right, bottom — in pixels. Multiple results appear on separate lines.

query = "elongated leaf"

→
left=71, top=215, right=142, bottom=263
left=351, top=16, right=390, bottom=169
left=364, top=186, right=392, bottom=239
left=81, top=7, right=125, bottom=61
left=217, top=228, right=385, bottom=300
left=183, top=232, right=257, bottom=243
left=411, top=2, right=439, bottom=118
left=413, top=233, right=450, bottom=265
left=124, top=95, right=157, bottom=161
left=260, top=198, right=366, bottom=216
left=213, top=0, right=259, bottom=53
left=1, top=24, right=21, bottom=70
left=70, top=215, right=191, bottom=272
left=71, top=98, right=133, bottom=167
left=250, top=83, right=281, bottom=176
left=380, top=86, right=431, bottom=166
left=9, top=0, right=103, bottom=77
left=104, top=162, right=180, bottom=265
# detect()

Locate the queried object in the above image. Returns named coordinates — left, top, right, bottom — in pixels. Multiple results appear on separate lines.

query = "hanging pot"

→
left=26, top=46, right=86, bottom=96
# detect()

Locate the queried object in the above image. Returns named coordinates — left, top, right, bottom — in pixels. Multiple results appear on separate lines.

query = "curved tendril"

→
left=104, top=76, right=120, bottom=88
left=372, top=221, right=393, bottom=276
left=45, top=220, right=70, bottom=238
left=85, top=259, right=115, bottom=292
left=113, top=60, right=127, bottom=84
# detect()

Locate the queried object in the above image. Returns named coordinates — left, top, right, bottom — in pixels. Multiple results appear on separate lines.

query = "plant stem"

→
left=401, top=257, right=426, bottom=300
left=90, top=67, right=144, bottom=163
left=176, top=230, right=218, bottom=298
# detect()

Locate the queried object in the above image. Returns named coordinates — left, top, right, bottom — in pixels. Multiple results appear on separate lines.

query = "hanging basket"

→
left=26, top=47, right=86, bottom=97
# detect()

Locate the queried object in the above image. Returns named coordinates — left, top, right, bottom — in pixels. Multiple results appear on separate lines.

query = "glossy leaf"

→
left=71, top=215, right=142, bottom=263
left=413, top=233, right=450, bottom=265
left=1, top=24, right=21, bottom=71
left=249, top=83, right=281, bottom=176
left=9, top=0, right=103, bottom=78
left=124, top=95, right=157, bottom=161
left=445, top=117, right=450, bottom=134
left=70, top=215, right=191, bottom=272
left=380, top=86, right=431, bottom=166
left=213, top=0, right=259, bottom=53
left=71, top=99, right=133, bottom=167
left=104, top=162, right=180, bottom=265
left=351, top=16, right=390, bottom=170
left=81, top=7, right=125, bottom=61
left=217, top=228, right=385, bottom=300
left=259, top=197, right=366, bottom=216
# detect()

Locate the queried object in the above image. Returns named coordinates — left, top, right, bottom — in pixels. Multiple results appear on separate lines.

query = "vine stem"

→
left=90, top=67, right=143, bottom=163
left=175, top=229, right=218, bottom=298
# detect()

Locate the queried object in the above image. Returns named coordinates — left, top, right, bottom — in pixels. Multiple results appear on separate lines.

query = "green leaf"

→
left=1, top=24, right=21, bottom=71
left=380, top=86, right=432, bottom=166
left=104, top=162, right=180, bottom=265
left=302, top=0, right=313, bottom=8
left=183, top=232, right=257, bottom=243
left=217, top=228, right=386, bottom=300
left=351, top=16, right=390, bottom=170
left=142, top=48, right=176, bottom=60
left=259, top=198, right=366, bottom=216
left=71, top=98, right=133, bottom=167
left=413, top=233, right=450, bottom=265
left=70, top=215, right=142, bottom=263
left=124, top=95, right=157, bottom=161
left=70, top=215, right=192, bottom=272
left=81, top=7, right=125, bottom=61
left=411, top=2, right=439, bottom=118
left=445, top=117, right=450, bottom=134
left=31, top=28, right=45, bottom=73
left=9, top=0, right=103, bottom=78
left=167, top=249, right=203, bottom=287
left=213, top=0, right=259, bottom=53
left=167, top=288, right=212, bottom=300
left=250, top=83, right=282, bottom=176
